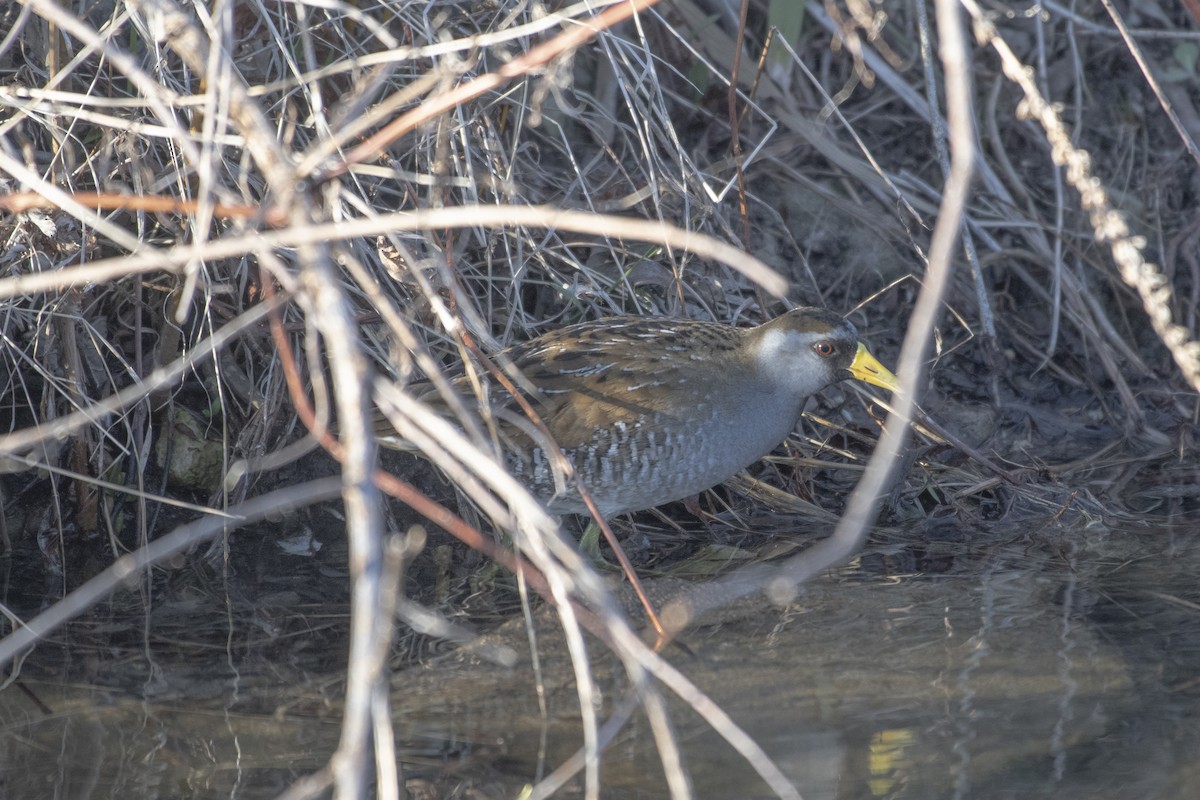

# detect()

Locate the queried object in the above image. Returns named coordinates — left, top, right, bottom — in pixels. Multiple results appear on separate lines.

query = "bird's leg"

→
left=681, top=493, right=716, bottom=533
left=578, top=519, right=621, bottom=569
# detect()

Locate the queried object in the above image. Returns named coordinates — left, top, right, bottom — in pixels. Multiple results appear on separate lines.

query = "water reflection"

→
left=2, top=523, right=1198, bottom=798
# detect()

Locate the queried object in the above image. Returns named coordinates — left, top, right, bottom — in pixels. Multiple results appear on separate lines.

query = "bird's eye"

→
left=813, top=341, right=836, bottom=358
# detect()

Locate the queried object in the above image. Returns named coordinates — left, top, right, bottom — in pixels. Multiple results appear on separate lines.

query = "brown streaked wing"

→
left=385, top=317, right=749, bottom=451
left=498, top=317, right=745, bottom=450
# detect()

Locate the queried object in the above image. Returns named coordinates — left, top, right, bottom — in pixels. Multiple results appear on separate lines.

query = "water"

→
left=2, top=519, right=1198, bottom=799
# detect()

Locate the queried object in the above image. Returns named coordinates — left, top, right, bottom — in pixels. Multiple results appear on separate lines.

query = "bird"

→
left=378, top=308, right=898, bottom=519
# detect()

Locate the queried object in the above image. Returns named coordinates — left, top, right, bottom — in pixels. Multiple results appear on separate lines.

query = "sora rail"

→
left=379, top=308, right=899, bottom=517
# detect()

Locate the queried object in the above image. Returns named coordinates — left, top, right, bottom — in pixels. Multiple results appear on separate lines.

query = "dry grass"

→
left=2, top=0, right=1199, bottom=796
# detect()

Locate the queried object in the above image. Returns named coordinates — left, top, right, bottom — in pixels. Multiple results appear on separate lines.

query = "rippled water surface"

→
left=3, top=519, right=1199, bottom=799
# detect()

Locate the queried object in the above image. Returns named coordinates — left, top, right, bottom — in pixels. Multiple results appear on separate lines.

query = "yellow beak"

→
left=849, top=342, right=900, bottom=392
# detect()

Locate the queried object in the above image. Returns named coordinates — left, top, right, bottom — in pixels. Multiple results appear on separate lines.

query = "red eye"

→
left=813, top=341, right=835, bottom=358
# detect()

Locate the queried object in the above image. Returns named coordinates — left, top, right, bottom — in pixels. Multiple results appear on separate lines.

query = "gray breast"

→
left=514, top=383, right=806, bottom=517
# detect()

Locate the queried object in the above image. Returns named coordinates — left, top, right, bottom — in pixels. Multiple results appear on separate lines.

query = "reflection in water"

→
left=869, top=728, right=915, bottom=797
left=2, top=525, right=1199, bottom=799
